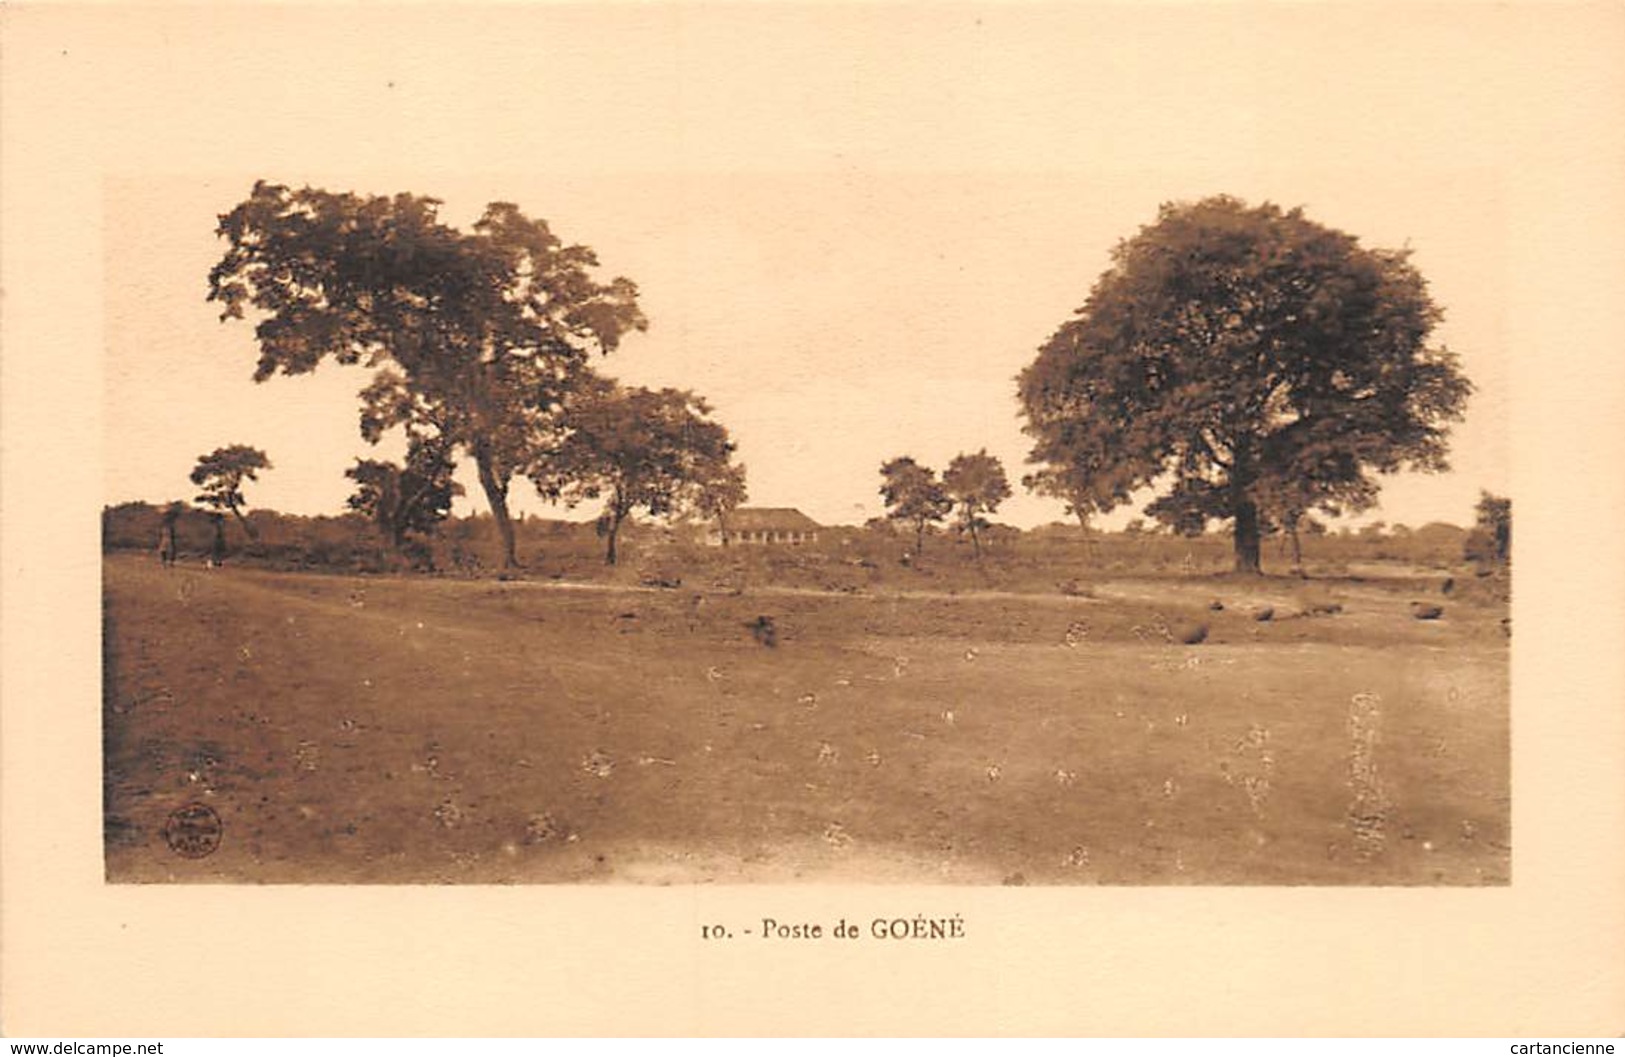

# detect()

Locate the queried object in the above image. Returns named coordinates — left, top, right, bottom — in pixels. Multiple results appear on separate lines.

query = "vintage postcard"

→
left=3, top=1, right=1622, bottom=1037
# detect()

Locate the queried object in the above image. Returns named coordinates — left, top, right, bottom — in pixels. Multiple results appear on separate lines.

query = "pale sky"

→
left=85, top=3, right=1565, bottom=531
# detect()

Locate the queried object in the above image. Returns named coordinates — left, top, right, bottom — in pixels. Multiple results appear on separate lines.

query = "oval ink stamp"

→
left=163, top=802, right=223, bottom=859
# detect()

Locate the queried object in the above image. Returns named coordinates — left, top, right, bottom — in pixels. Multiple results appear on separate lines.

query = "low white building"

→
left=707, top=507, right=822, bottom=546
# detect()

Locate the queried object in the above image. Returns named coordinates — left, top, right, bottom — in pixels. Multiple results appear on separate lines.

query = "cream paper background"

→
left=3, top=2, right=1622, bottom=1037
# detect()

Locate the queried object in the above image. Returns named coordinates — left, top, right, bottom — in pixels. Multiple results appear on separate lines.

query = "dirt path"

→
left=226, top=560, right=1451, bottom=615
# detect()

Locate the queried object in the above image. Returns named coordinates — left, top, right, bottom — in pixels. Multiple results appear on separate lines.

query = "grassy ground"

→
left=103, top=552, right=1509, bottom=884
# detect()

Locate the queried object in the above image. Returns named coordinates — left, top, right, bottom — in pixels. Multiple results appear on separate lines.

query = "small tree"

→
left=1466, top=490, right=1511, bottom=566
left=943, top=449, right=1012, bottom=558
left=1253, top=470, right=1375, bottom=576
left=190, top=445, right=271, bottom=540
left=1021, top=452, right=1141, bottom=536
left=879, top=456, right=952, bottom=554
left=695, top=461, right=749, bottom=546
left=538, top=379, right=741, bottom=565
left=345, top=435, right=462, bottom=555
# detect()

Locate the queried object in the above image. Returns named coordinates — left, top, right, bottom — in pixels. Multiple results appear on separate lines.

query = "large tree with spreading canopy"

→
left=207, top=181, right=647, bottom=568
left=1018, top=195, right=1472, bottom=574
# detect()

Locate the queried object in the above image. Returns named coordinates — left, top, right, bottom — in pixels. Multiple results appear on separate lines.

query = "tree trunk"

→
left=604, top=508, right=622, bottom=565
left=914, top=520, right=925, bottom=554
left=968, top=515, right=982, bottom=559
left=1075, top=510, right=1101, bottom=564
left=474, top=449, right=520, bottom=569
left=382, top=475, right=408, bottom=554
left=230, top=504, right=259, bottom=541
left=1229, top=439, right=1262, bottom=575
left=1233, top=494, right=1263, bottom=575
left=1287, top=514, right=1304, bottom=577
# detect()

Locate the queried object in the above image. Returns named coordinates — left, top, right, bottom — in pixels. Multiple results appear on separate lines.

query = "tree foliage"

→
left=1251, top=470, right=1376, bottom=574
left=1022, top=463, right=1121, bottom=533
left=345, top=435, right=462, bottom=553
left=190, top=445, right=272, bottom=539
left=942, top=449, right=1012, bottom=558
left=695, top=459, right=749, bottom=545
left=1467, top=490, right=1511, bottom=565
left=879, top=456, right=952, bottom=554
left=208, top=182, right=647, bottom=568
left=535, top=378, right=742, bottom=565
left=1018, top=195, right=1472, bottom=573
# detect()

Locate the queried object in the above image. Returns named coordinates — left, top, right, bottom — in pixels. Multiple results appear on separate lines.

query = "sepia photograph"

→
left=6, top=0, right=1623, bottom=1038
left=99, top=170, right=1511, bottom=887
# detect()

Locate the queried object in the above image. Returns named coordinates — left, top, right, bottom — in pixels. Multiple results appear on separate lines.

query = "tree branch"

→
left=1198, top=428, right=1233, bottom=469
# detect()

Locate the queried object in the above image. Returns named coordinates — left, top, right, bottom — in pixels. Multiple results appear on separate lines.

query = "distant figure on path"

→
left=157, top=503, right=181, bottom=568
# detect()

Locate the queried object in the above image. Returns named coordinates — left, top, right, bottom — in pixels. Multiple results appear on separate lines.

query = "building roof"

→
left=726, top=507, right=822, bottom=532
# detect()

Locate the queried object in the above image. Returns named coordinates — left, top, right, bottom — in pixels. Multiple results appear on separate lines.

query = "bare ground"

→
left=103, top=554, right=1509, bottom=884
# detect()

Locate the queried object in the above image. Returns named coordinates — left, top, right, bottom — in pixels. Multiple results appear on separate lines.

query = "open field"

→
left=103, top=551, right=1509, bottom=884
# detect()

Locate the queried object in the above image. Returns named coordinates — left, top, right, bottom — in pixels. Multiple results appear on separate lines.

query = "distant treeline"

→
left=104, top=501, right=1485, bottom=589
left=104, top=501, right=606, bottom=576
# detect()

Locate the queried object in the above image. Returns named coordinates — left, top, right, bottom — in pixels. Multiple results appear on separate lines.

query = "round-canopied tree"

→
left=535, top=377, right=743, bottom=565
left=1021, top=461, right=1130, bottom=534
left=345, top=434, right=462, bottom=554
left=1466, top=490, right=1511, bottom=566
left=190, top=445, right=271, bottom=540
left=695, top=460, right=749, bottom=547
left=879, top=456, right=952, bottom=555
left=943, top=449, right=1012, bottom=558
left=1018, top=195, right=1472, bottom=574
